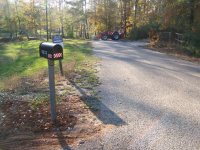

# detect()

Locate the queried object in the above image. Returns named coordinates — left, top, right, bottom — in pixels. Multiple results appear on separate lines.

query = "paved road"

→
left=76, top=41, right=200, bottom=150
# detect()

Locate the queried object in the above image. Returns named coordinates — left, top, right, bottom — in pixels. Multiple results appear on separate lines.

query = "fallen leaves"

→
left=0, top=97, right=77, bottom=133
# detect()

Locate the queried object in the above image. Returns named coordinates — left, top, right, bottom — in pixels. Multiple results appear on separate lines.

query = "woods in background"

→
left=0, top=0, right=200, bottom=48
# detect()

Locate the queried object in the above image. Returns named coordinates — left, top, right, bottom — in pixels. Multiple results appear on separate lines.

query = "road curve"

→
left=77, top=40, right=200, bottom=150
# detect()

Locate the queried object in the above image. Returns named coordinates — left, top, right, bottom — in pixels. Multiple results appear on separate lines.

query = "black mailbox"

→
left=39, top=42, right=63, bottom=60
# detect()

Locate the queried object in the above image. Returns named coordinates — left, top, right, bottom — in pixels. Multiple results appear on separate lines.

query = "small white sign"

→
left=52, top=35, right=64, bottom=48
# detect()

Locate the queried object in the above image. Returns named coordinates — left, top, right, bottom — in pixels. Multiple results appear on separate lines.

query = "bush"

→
left=185, top=32, right=200, bottom=48
left=128, top=22, right=160, bottom=40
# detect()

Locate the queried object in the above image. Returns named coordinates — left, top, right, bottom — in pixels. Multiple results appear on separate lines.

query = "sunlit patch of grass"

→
left=0, top=40, right=43, bottom=78
left=0, top=39, right=95, bottom=90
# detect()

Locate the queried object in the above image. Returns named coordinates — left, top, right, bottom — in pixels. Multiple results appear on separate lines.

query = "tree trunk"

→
left=189, top=0, right=195, bottom=30
left=124, top=0, right=127, bottom=37
left=134, top=0, right=138, bottom=29
left=59, top=0, right=64, bottom=37
left=46, top=0, right=49, bottom=41
left=14, top=0, right=21, bottom=36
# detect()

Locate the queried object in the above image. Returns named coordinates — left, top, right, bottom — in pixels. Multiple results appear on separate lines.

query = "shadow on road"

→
left=70, top=80, right=126, bottom=126
left=94, top=47, right=200, bottom=78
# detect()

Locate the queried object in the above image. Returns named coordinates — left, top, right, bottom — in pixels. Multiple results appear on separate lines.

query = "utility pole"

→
left=46, top=0, right=49, bottom=41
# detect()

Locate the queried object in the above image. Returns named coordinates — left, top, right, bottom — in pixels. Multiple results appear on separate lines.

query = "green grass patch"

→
left=0, top=40, right=45, bottom=78
left=29, top=94, right=63, bottom=110
left=29, top=94, right=49, bottom=110
left=0, top=39, right=94, bottom=90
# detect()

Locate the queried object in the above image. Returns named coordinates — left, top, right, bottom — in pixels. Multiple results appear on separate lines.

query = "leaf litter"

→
left=0, top=64, right=103, bottom=150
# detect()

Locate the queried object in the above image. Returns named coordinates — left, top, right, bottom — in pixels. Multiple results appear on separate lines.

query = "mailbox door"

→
left=52, top=45, right=63, bottom=60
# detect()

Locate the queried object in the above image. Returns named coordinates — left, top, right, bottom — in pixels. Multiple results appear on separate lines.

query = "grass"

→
left=0, top=40, right=46, bottom=77
left=29, top=94, right=49, bottom=110
left=0, top=39, right=95, bottom=90
left=29, top=93, right=64, bottom=110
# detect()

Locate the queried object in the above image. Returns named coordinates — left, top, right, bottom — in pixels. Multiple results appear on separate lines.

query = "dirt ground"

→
left=0, top=68, right=103, bottom=150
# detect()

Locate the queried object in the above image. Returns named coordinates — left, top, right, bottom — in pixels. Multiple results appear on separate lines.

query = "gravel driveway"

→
left=76, top=40, right=200, bottom=150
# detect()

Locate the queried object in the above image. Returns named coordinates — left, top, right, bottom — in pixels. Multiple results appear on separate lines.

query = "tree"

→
left=0, top=0, right=199, bottom=45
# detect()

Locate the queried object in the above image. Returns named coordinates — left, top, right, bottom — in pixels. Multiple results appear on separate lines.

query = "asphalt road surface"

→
left=76, top=40, right=200, bottom=150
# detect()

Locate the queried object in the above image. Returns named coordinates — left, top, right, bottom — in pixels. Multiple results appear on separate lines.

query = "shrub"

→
left=128, top=22, right=160, bottom=40
left=185, top=32, right=200, bottom=48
